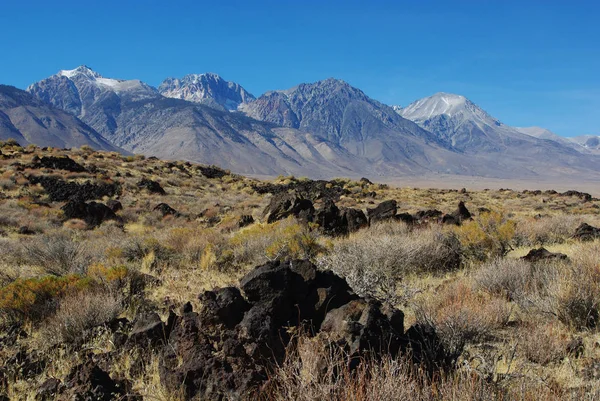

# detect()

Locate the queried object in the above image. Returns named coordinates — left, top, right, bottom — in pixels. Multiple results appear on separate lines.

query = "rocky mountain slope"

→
left=0, top=85, right=119, bottom=150
left=27, top=67, right=363, bottom=177
left=158, top=73, right=255, bottom=111
left=23, top=68, right=600, bottom=180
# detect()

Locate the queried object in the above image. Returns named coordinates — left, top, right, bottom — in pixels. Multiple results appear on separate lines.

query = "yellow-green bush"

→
left=454, top=211, right=516, bottom=261
left=0, top=274, right=94, bottom=321
left=229, top=217, right=324, bottom=267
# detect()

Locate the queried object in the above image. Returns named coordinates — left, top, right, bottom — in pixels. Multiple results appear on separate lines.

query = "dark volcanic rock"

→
left=153, top=202, right=180, bottom=217
left=128, top=312, right=171, bottom=347
left=414, top=209, right=443, bottom=223
left=18, top=226, right=35, bottom=235
left=62, top=199, right=118, bottom=227
left=561, top=190, right=592, bottom=202
left=63, top=359, right=139, bottom=400
left=442, top=201, right=472, bottom=225
left=340, top=207, right=368, bottom=233
left=28, top=175, right=120, bottom=202
left=238, top=214, right=254, bottom=228
left=36, top=378, right=64, bottom=401
left=199, top=287, right=250, bottom=329
left=367, top=200, right=397, bottom=224
left=320, top=298, right=404, bottom=361
left=32, top=156, right=86, bottom=172
left=106, top=199, right=122, bottom=212
left=395, top=212, right=415, bottom=225
left=521, top=247, right=568, bottom=263
left=573, top=223, right=600, bottom=241
left=262, top=193, right=314, bottom=223
left=159, top=259, right=449, bottom=399
left=252, top=179, right=349, bottom=202
left=137, top=178, right=166, bottom=195
left=198, top=165, right=228, bottom=179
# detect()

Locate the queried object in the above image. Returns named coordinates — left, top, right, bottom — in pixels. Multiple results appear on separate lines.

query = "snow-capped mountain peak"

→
left=400, top=92, right=503, bottom=131
left=158, top=73, right=255, bottom=111
left=58, top=65, right=100, bottom=79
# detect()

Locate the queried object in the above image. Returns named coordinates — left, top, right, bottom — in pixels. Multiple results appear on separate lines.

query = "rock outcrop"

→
left=157, top=259, right=447, bottom=399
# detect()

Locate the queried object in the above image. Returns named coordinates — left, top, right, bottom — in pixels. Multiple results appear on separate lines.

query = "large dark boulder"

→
left=62, top=200, right=118, bottom=227
left=340, top=207, right=368, bottom=233
left=158, top=259, right=448, bottom=399
left=521, top=247, right=568, bottom=263
left=238, top=215, right=255, bottom=228
left=106, top=199, right=122, bottom=212
left=62, top=359, right=139, bottom=400
left=137, top=178, right=166, bottom=195
left=442, top=201, right=472, bottom=226
left=414, top=209, right=443, bottom=223
left=262, top=193, right=315, bottom=223
left=314, top=200, right=344, bottom=235
left=367, top=200, right=397, bottom=224
left=127, top=312, right=170, bottom=347
left=320, top=299, right=404, bottom=361
left=573, top=223, right=600, bottom=241
left=153, top=203, right=180, bottom=217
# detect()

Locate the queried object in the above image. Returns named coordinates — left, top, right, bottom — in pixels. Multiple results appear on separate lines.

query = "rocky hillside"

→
left=0, top=85, right=119, bottom=151
left=1, top=143, right=600, bottom=399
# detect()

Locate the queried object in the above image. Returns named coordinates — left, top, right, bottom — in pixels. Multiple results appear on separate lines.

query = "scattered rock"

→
left=395, top=212, right=415, bottom=225
left=137, top=178, right=166, bottom=195
left=441, top=201, right=472, bottom=225
left=36, top=378, right=64, bottom=401
left=339, top=207, right=368, bottom=234
left=198, top=165, right=228, bottom=179
left=561, top=190, right=592, bottom=202
left=521, top=247, right=568, bottom=263
left=153, top=203, right=180, bottom=217
left=238, top=215, right=255, bottom=228
left=573, top=223, right=600, bottom=241
left=128, top=312, right=171, bottom=347
left=106, top=199, right=123, bottom=212
left=367, top=200, right=397, bottom=224
left=262, top=193, right=314, bottom=223
left=414, top=209, right=443, bottom=224
left=18, top=226, right=35, bottom=235
left=566, top=336, right=584, bottom=357
left=62, top=199, right=118, bottom=228
left=251, top=179, right=349, bottom=202
left=63, top=359, right=139, bottom=400
left=360, top=177, right=373, bottom=185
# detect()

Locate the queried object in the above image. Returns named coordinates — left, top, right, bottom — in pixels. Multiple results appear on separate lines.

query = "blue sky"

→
left=1, top=0, right=598, bottom=136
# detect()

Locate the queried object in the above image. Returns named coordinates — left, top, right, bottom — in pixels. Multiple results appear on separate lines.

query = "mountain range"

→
left=0, top=65, right=595, bottom=180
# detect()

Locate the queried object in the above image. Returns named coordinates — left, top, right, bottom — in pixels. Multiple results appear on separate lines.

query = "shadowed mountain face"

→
left=158, top=73, right=255, bottom=111
left=0, top=85, right=118, bottom=150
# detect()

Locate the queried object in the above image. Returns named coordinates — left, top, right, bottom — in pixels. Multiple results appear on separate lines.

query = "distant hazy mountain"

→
left=0, top=85, right=118, bottom=150
left=398, top=92, right=599, bottom=176
left=569, top=135, right=600, bottom=153
left=158, top=73, right=255, bottom=111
